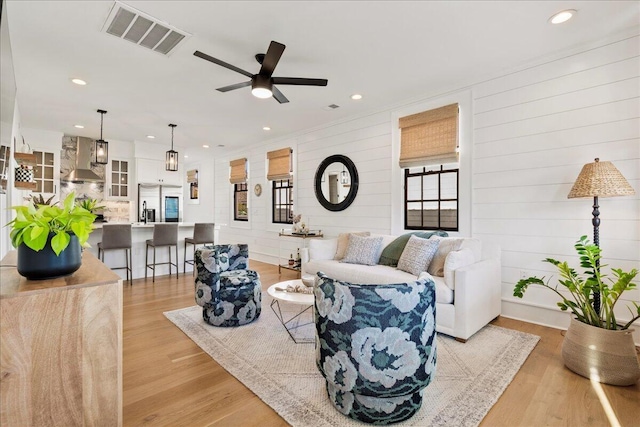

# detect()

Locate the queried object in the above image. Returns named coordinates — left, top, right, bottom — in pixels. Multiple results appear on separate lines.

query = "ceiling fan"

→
left=193, top=41, right=328, bottom=104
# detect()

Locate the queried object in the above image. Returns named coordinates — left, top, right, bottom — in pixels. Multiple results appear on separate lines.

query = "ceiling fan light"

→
left=252, top=87, right=272, bottom=99
left=252, top=75, right=273, bottom=98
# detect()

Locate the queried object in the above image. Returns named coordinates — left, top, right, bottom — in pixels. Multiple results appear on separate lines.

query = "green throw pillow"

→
left=378, top=230, right=449, bottom=267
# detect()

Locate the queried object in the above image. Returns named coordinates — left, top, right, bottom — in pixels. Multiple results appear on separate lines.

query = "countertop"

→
left=92, top=222, right=196, bottom=229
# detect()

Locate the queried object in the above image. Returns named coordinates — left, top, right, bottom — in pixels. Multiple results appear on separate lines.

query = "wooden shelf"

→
left=14, top=152, right=37, bottom=166
left=14, top=181, right=37, bottom=190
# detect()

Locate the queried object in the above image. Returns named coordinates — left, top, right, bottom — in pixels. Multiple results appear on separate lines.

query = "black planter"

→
left=17, top=233, right=82, bottom=280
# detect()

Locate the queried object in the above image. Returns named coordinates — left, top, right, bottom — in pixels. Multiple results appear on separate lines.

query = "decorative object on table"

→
left=315, top=272, right=437, bottom=424
left=13, top=137, right=37, bottom=190
left=94, top=109, right=109, bottom=164
left=165, top=123, right=179, bottom=171
left=514, top=236, right=640, bottom=386
left=288, top=254, right=295, bottom=266
left=567, top=158, right=635, bottom=315
left=7, top=192, right=97, bottom=279
left=274, top=282, right=313, bottom=294
left=194, top=244, right=261, bottom=327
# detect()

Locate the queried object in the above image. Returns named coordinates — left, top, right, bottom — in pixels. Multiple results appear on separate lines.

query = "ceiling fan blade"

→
left=216, top=81, right=252, bottom=92
left=272, top=86, right=289, bottom=104
left=259, top=41, right=286, bottom=77
left=272, top=77, right=328, bottom=86
left=193, top=50, right=253, bottom=78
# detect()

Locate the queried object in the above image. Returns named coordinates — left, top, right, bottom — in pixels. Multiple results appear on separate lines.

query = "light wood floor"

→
left=123, top=261, right=640, bottom=427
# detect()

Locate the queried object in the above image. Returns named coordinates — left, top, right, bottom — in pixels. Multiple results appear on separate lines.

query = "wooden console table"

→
left=0, top=250, right=123, bottom=426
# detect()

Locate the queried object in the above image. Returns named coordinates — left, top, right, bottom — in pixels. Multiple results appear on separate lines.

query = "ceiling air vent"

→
left=322, top=104, right=340, bottom=111
left=102, top=1, right=190, bottom=56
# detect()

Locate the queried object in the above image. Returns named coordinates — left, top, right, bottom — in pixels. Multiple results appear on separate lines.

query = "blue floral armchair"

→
left=195, top=244, right=261, bottom=327
left=314, top=272, right=437, bottom=424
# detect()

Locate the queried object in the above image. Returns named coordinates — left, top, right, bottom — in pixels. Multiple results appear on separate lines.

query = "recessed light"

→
left=71, top=78, right=87, bottom=86
left=184, top=155, right=188, bottom=158
left=549, top=9, right=576, bottom=24
left=202, top=144, right=210, bottom=148
left=74, top=124, right=84, bottom=129
left=350, top=94, right=363, bottom=100
left=263, top=126, right=271, bottom=131
left=146, top=135, right=155, bottom=139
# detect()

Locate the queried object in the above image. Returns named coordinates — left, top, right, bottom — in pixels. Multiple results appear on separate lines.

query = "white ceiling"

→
left=5, top=1, right=639, bottom=157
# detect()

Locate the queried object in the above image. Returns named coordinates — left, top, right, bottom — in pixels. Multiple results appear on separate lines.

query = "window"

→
left=404, top=165, right=458, bottom=231
left=234, top=183, right=248, bottom=221
left=272, top=179, right=293, bottom=224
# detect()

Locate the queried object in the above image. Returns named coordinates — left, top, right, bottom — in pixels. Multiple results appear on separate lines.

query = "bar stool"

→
left=145, top=223, right=178, bottom=282
left=184, top=223, right=215, bottom=275
left=98, top=224, right=133, bottom=284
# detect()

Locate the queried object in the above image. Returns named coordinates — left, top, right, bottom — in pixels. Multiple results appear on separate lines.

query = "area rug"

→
left=165, top=301, right=539, bottom=427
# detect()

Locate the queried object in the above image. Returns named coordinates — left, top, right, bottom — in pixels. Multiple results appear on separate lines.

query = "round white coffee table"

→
left=268, top=280, right=314, bottom=344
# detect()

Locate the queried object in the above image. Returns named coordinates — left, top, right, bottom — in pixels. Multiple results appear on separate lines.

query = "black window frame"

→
left=404, top=165, right=459, bottom=231
left=272, top=179, right=293, bottom=224
left=234, top=182, right=248, bottom=221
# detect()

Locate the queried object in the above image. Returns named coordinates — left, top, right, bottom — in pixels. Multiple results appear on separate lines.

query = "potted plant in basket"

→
left=514, top=236, right=640, bottom=385
left=7, top=192, right=96, bottom=280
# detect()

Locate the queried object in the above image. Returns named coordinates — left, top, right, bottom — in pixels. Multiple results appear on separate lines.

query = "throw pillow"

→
left=341, top=235, right=384, bottom=266
left=308, top=238, right=338, bottom=261
left=443, top=247, right=475, bottom=290
left=334, top=231, right=370, bottom=260
left=397, top=235, right=441, bottom=276
left=427, top=236, right=464, bottom=276
left=378, top=230, right=448, bottom=266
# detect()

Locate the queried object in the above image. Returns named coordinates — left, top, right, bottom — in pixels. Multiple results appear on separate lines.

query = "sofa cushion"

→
left=308, top=238, right=338, bottom=261
left=443, top=248, right=475, bottom=290
left=397, top=235, right=440, bottom=276
left=427, top=236, right=463, bottom=276
left=378, top=230, right=448, bottom=267
left=341, top=235, right=384, bottom=266
left=335, top=231, right=370, bottom=260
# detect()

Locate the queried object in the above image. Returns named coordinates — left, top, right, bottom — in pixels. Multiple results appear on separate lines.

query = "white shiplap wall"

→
left=473, top=35, right=640, bottom=340
left=214, top=32, right=640, bottom=339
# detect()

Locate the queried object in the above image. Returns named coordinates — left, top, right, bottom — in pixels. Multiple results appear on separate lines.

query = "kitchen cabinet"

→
left=107, top=159, right=130, bottom=199
left=32, top=149, right=60, bottom=198
left=136, top=158, right=181, bottom=186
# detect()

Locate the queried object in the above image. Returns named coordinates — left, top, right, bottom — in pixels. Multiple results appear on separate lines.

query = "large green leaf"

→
left=51, top=231, right=70, bottom=256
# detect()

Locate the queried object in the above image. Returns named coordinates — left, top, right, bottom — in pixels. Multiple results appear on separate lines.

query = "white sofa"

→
left=301, top=234, right=501, bottom=342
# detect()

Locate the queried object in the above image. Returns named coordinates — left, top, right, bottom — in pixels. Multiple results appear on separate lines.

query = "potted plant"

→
left=7, top=192, right=96, bottom=280
left=78, top=197, right=106, bottom=214
left=514, top=236, right=640, bottom=385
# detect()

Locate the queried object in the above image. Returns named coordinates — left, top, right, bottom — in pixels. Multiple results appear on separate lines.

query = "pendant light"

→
left=166, top=124, right=178, bottom=171
left=95, top=109, right=109, bottom=164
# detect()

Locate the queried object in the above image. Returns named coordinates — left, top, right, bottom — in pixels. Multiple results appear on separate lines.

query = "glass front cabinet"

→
left=108, top=159, right=129, bottom=199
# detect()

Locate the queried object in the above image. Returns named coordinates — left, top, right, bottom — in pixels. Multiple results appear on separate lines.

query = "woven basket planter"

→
left=561, top=318, right=640, bottom=386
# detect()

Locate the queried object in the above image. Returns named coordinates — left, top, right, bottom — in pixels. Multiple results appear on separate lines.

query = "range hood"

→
left=61, top=136, right=104, bottom=182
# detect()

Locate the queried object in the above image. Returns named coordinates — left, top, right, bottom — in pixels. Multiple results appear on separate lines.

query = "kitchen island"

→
left=87, top=222, right=218, bottom=280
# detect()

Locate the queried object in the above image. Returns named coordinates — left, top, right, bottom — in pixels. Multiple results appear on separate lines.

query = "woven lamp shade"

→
left=568, top=158, right=635, bottom=199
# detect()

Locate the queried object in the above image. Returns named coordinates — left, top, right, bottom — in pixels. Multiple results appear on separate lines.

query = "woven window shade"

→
left=229, top=158, right=247, bottom=184
left=267, top=147, right=292, bottom=181
left=399, top=103, right=459, bottom=168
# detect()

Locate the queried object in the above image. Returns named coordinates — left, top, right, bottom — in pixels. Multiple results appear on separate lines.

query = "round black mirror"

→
left=314, top=155, right=359, bottom=211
